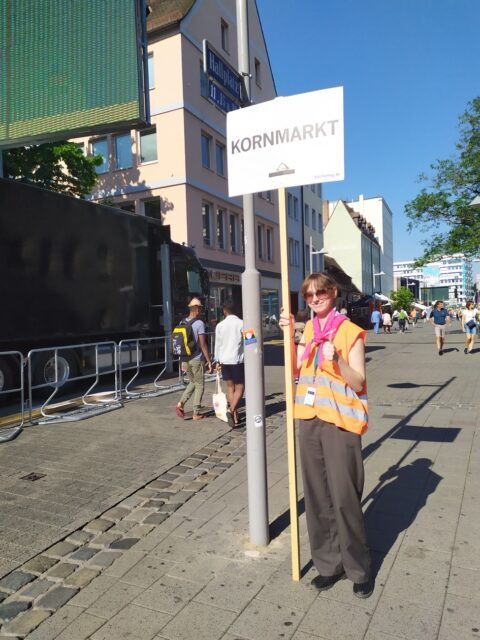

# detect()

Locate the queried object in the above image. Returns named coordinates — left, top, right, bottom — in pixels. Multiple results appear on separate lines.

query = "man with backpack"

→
left=174, top=298, right=212, bottom=420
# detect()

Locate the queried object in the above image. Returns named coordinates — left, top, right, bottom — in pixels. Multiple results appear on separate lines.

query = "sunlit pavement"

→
left=0, top=320, right=479, bottom=639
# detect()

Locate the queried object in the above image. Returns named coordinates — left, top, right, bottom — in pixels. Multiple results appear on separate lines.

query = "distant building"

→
left=323, top=200, right=381, bottom=296
left=286, top=186, right=303, bottom=314
left=393, top=255, right=474, bottom=305
left=347, top=195, right=393, bottom=294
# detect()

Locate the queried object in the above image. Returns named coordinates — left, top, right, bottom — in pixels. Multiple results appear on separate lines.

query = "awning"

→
left=374, top=293, right=392, bottom=303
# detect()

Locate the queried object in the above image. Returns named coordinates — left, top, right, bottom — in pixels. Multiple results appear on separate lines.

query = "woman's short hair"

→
left=300, top=272, right=338, bottom=299
left=466, top=300, right=474, bottom=307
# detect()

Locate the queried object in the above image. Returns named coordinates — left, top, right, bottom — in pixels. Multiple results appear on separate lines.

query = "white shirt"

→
left=214, top=314, right=244, bottom=364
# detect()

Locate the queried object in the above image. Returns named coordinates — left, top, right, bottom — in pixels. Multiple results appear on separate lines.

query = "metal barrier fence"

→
left=27, top=342, right=122, bottom=424
left=0, top=351, right=24, bottom=443
left=119, top=335, right=186, bottom=398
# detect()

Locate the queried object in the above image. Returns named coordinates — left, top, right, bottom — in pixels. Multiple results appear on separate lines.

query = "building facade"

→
left=73, top=0, right=281, bottom=331
left=323, top=200, right=381, bottom=296
left=303, top=183, right=324, bottom=274
left=393, top=255, right=474, bottom=305
left=347, top=195, right=393, bottom=294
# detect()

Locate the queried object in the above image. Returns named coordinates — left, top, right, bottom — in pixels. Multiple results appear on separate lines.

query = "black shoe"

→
left=311, top=571, right=346, bottom=592
left=464, top=348, right=468, bottom=354
left=439, top=350, right=443, bottom=355
left=353, top=578, right=374, bottom=599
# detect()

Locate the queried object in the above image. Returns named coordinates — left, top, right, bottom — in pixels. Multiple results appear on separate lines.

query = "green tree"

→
left=405, top=97, right=480, bottom=263
left=3, top=141, right=102, bottom=197
left=389, top=287, right=414, bottom=311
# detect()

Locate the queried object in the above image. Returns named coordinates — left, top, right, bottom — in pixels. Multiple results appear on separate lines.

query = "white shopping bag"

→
left=212, top=372, right=228, bottom=422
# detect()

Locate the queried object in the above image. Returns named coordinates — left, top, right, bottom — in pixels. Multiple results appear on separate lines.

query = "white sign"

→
left=227, top=87, right=344, bottom=197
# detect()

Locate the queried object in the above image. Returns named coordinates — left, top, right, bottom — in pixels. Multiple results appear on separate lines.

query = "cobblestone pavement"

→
left=1, top=324, right=480, bottom=639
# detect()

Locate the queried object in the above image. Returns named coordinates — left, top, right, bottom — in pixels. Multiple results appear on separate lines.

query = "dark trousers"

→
left=298, top=417, right=371, bottom=583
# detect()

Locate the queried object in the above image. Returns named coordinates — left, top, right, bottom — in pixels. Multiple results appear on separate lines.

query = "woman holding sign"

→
left=280, top=273, right=373, bottom=599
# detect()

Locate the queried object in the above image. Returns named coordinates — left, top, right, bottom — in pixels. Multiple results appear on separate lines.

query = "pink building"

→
left=74, top=0, right=281, bottom=329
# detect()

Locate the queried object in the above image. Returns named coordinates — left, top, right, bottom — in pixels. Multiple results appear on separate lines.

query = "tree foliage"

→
left=405, top=97, right=480, bottom=263
left=3, top=141, right=102, bottom=197
left=389, top=287, right=414, bottom=311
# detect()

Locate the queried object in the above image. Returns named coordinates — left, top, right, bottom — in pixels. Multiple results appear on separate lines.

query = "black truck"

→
left=0, top=178, right=208, bottom=391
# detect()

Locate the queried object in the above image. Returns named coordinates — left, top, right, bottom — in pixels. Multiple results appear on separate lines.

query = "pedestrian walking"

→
left=392, top=308, right=400, bottom=331
left=280, top=272, right=373, bottom=599
left=410, top=308, right=418, bottom=327
left=370, top=308, right=382, bottom=334
left=175, top=298, right=213, bottom=420
left=429, top=300, right=451, bottom=355
left=214, top=300, right=244, bottom=427
left=381, top=310, right=392, bottom=333
left=398, top=309, right=408, bottom=333
left=461, top=300, right=478, bottom=354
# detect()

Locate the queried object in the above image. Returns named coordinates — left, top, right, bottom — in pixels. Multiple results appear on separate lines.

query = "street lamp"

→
left=309, top=235, right=328, bottom=273
left=373, top=271, right=385, bottom=294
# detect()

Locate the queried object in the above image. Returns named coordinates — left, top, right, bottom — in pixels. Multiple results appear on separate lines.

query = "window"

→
left=311, top=184, right=315, bottom=192
left=257, top=224, right=264, bottom=259
left=91, top=138, right=108, bottom=173
left=75, top=142, right=85, bottom=155
left=266, top=191, right=273, bottom=203
left=114, top=132, right=132, bottom=169
left=293, top=196, right=299, bottom=220
left=304, top=204, right=310, bottom=226
left=147, top=53, right=155, bottom=89
left=305, top=244, right=310, bottom=271
left=317, top=184, right=322, bottom=197
left=266, top=228, right=273, bottom=261
left=254, top=58, right=261, bottom=87
left=229, top=213, right=237, bottom=252
left=221, top=19, right=229, bottom=52
left=143, top=198, right=161, bottom=220
left=288, top=238, right=294, bottom=266
left=139, top=128, right=157, bottom=163
left=217, top=208, right=225, bottom=249
left=294, top=241, right=300, bottom=267
left=318, top=212, right=322, bottom=231
left=119, top=202, right=135, bottom=213
left=201, top=133, right=211, bottom=168
left=215, top=142, right=225, bottom=176
left=241, top=218, right=245, bottom=255
left=312, top=208, right=316, bottom=230
left=203, top=203, right=212, bottom=246
left=287, top=193, right=293, bottom=218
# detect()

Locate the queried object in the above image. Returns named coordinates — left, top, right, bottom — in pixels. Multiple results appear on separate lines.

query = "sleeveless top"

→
left=294, top=319, right=368, bottom=435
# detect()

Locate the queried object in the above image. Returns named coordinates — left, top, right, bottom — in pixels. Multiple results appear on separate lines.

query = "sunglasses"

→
left=304, top=288, right=331, bottom=301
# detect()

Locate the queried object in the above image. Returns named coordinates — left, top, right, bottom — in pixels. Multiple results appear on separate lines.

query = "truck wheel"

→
left=31, top=351, right=79, bottom=389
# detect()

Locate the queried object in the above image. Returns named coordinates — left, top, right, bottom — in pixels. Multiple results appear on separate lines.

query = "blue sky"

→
left=256, top=0, right=480, bottom=261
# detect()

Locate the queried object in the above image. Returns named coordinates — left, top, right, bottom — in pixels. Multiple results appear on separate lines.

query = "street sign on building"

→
left=203, top=40, right=243, bottom=104
left=226, top=87, right=344, bottom=197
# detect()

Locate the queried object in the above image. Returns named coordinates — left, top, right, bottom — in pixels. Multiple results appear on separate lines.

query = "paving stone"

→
left=117, top=495, right=145, bottom=509
left=0, top=600, right=31, bottom=623
left=160, top=600, right=237, bottom=640
left=135, top=487, right=158, bottom=498
left=83, top=519, right=114, bottom=534
left=169, top=465, right=191, bottom=474
left=44, top=541, right=78, bottom=558
left=22, top=555, right=58, bottom=573
left=0, top=591, right=7, bottom=604
left=88, top=551, right=122, bottom=569
left=150, top=491, right=174, bottom=499
left=158, top=473, right=179, bottom=482
left=36, top=586, right=79, bottom=611
left=143, top=499, right=166, bottom=509
left=126, top=524, right=154, bottom=539
left=52, top=612, right=105, bottom=640
left=0, top=572, right=36, bottom=593
left=123, top=508, right=152, bottom=522
left=1, top=608, right=50, bottom=637
left=147, top=479, right=172, bottom=490
left=69, top=547, right=98, bottom=562
left=102, top=506, right=130, bottom=522
left=143, top=512, right=169, bottom=525
left=19, top=579, right=55, bottom=600
left=183, top=480, right=209, bottom=491
left=89, top=531, right=122, bottom=548
left=46, top=563, right=77, bottom=580
left=66, top=530, right=93, bottom=545
left=90, top=603, right=169, bottom=640
left=182, top=457, right=202, bottom=468
left=189, top=453, right=209, bottom=460
left=109, top=538, right=139, bottom=551
left=158, top=502, right=181, bottom=513
left=64, top=568, right=100, bottom=589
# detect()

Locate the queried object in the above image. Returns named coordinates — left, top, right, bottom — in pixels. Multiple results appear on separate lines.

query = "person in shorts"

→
left=461, top=300, right=478, bottom=354
left=429, top=300, right=451, bottom=355
left=214, top=300, right=244, bottom=427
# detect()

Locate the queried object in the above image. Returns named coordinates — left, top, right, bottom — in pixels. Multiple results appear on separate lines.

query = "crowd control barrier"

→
left=27, top=342, right=122, bottom=424
left=0, top=351, right=24, bottom=443
left=119, top=336, right=187, bottom=398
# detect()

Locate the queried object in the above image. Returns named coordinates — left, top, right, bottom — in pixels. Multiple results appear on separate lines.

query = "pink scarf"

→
left=301, top=309, right=347, bottom=369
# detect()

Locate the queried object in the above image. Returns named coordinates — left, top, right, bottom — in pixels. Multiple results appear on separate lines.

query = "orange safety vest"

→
left=294, top=319, right=368, bottom=435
